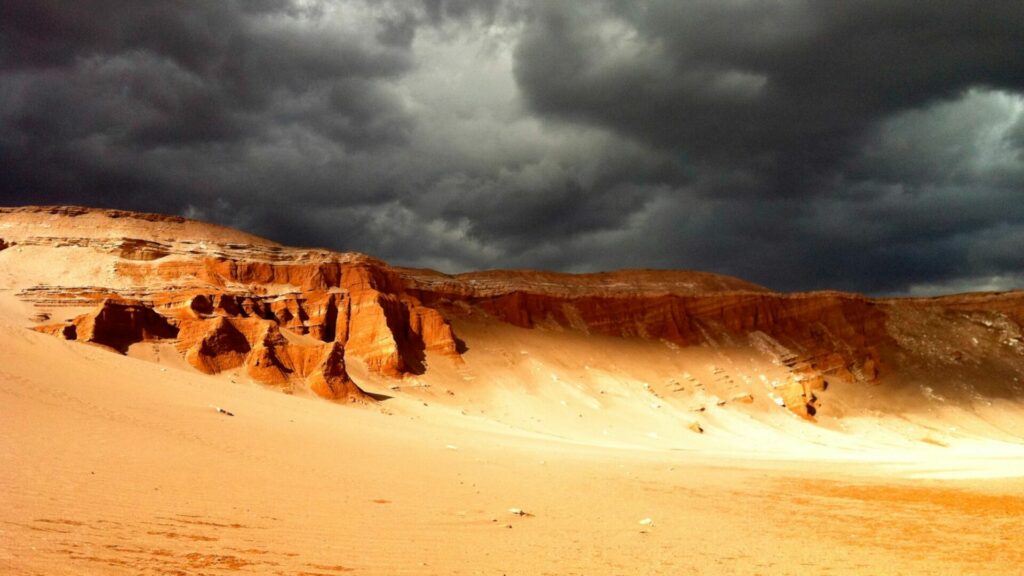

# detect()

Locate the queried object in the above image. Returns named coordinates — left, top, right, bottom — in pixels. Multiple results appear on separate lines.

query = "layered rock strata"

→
left=32, top=263, right=461, bottom=401
left=10, top=206, right=1024, bottom=418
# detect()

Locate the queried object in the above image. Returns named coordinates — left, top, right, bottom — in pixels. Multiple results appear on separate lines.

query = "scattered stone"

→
left=730, top=392, right=755, bottom=404
left=688, top=421, right=704, bottom=434
left=508, top=508, right=533, bottom=517
left=209, top=404, right=234, bottom=417
left=639, top=518, right=654, bottom=526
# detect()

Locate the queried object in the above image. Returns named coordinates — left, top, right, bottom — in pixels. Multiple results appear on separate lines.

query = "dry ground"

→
left=3, top=297, right=1024, bottom=575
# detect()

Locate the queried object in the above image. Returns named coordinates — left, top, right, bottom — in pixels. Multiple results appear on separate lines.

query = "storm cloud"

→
left=2, top=0, right=1023, bottom=294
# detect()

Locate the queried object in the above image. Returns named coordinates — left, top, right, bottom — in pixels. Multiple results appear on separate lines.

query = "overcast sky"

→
left=2, top=1, right=1023, bottom=294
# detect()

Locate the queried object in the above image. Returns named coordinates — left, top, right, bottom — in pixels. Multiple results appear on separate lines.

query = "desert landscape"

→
left=2, top=205, right=1024, bottom=575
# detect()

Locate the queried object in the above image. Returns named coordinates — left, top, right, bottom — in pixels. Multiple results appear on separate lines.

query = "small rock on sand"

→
left=730, top=392, right=755, bottom=404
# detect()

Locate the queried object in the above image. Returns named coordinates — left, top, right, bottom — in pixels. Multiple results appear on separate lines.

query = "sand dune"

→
left=3, top=206, right=1024, bottom=575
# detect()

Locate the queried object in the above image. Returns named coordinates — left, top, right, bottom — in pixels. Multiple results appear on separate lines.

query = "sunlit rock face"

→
left=8, top=206, right=1024, bottom=417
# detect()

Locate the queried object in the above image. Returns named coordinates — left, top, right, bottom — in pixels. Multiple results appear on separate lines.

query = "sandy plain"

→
left=4, top=292, right=1024, bottom=576
left=3, top=206, right=1024, bottom=575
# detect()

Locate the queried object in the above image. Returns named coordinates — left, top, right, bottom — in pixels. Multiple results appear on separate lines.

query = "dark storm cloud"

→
left=2, top=0, right=1024, bottom=294
left=515, top=1, right=1024, bottom=193
left=509, top=1, right=1024, bottom=292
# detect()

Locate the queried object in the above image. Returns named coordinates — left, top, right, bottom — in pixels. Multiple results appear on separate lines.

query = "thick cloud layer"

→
left=2, top=0, right=1023, bottom=294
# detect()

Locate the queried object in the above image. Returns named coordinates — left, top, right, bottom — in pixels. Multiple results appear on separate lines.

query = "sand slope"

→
left=4, top=299, right=1024, bottom=575
left=3, top=206, right=1024, bottom=574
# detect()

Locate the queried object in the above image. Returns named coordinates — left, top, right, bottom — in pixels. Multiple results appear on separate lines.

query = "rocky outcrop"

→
left=178, top=316, right=252, bottom=374
left=27, top=259, right=459, bottom=402
left=399, top=268, right=769, bottom=297
left=116, top=238, right=170, bottom=261
left=406, top=284, right=887, bottom=417
left=408, top=305, right=459, bottom=356
left=901, top=292, right=1024, bottom=327
left=24, top=236, right=884, bottom=415
left=35, top=299, right=178, bottom=352
left=34, top=295, right=374, bottom=402
left=308, top=342, right=366, bottom=401
left=15, top=206, right=1024, bottom=417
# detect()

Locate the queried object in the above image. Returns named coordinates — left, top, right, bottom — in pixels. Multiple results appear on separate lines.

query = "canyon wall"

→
left=10, top=206, right=1024, bottom=417
left=31, top=257, right=461, bottom=402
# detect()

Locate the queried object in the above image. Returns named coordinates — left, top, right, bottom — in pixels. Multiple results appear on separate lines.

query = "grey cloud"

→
left=514, top=1, right=1024, bottom=195
left=0, top=1, right=416, bottom=210
left=2, top=0, right=1024, bottom=295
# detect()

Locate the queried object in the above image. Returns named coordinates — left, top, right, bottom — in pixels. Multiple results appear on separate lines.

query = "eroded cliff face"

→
left=403, top=284, right=888, bottom=418
left=30, top=260, right=462, bottom=401
left=35, top=299, right=179, bottom=352
left=6, top=206, right=463, bottom=401
left=10, top=206, right=1024, bottom=418
left=31, top=254, right=886, bottom=415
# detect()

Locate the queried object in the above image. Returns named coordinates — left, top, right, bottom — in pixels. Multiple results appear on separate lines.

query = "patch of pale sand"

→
left=376, top=316, right=1024, bottom=467
left=0, top=206, right=276, bottom=246
left=126, top=341, right=197, bottom=373
left=882, top=441, right=1024, bottom=480
left=4, top=303, right=1024, bottom=575
left=0, top=245, right=127, bottom=291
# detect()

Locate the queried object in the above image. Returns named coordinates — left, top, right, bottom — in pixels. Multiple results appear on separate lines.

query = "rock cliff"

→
left=7, top=206, right=1024, bottom=417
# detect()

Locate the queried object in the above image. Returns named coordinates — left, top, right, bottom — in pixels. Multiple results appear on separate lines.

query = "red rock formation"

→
left=344, top=287, right=407, bottom=376
left=115, top=239, right=170, bottom=261
left=900, top=292, right=1024, bottom=326
left=308, top=342, right=367, bottom=401
left=33, top=322, right=76, bottom=340
left=177, top=316, right=252, bottom=374
left=408, top=305, right=459, bottom=356
left=412, top=286, right=888, bottom=406
left=245, top=324, right=293, bottom=385
left=27, top=243, right=885, bottom=416
left=35, top=299, right=178, bottom=352
left=14, top=206, right=1024, bottom=417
